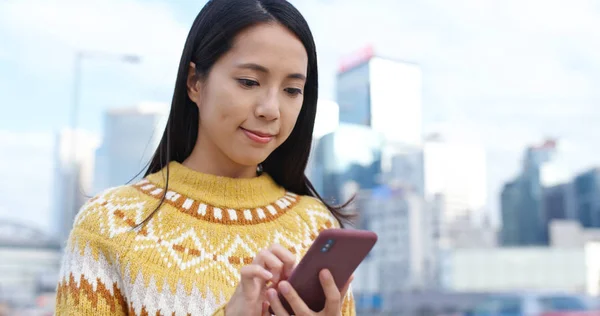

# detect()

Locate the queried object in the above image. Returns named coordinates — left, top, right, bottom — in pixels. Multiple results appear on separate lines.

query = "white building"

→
left=313, top=99, right=340, bottom=139
left=354, top=185, right=439, bottom=294
left=440, top=212, right=498, bottom=249
left=337, top=48, right=422, bottom=146
left=423, top=139, right=487, bottom=230
left=550, top=220, right=600, bottom=249
left=368, top=57, right=422, bottom=146
left=383, top=143, right=424, bottom=195
left=52, top=128, right=100, bottom=244
left=93, top=102, right=168, bottom=193
left=585, top=242, right=600, bottom=295
left=445, top=248, right=586, bottom=293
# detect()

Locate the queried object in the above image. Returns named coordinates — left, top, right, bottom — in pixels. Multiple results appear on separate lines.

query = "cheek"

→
left=279, top=104, right=303, bottom=138
left=202, top=86, right=244, bottom=126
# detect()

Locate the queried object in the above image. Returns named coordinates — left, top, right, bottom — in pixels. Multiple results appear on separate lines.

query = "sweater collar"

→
left=144, top=161, right=286, bottom=209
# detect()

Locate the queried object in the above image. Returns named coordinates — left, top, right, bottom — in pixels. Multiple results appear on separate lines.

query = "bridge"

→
left=0, top=220, right=61, bottom=250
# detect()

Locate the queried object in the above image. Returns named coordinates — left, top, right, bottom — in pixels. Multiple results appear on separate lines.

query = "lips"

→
left=241, top=128, right=275, bottom=144
left=244, top=129, right=274, bottom=138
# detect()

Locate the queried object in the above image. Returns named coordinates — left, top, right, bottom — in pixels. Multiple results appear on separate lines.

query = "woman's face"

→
left=187, top=22, right=308, bottom=176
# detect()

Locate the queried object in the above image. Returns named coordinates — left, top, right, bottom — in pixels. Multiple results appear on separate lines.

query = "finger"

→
left=278, top=280, right=312, bottom=315
left=340, top=274, right=354, bottom=298
left=254, top=249, right=286, bottom=284
left=320, top=269, right=342, bottom=314
left=240, top=264, right=273, bottom=281
left=266, top=288, right=290, bottom=316
left=269, top=244, right=297, bottom=278
left=240, top=265, right=273, bottom=293
left=261, top=301, right=271, bottom=316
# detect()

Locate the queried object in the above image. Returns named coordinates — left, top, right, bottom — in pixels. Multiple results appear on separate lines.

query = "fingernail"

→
left=322, top=269, right=331, bottom=280
left=279, top=281, right=291, bottom=295
left=263, top=270, right=273, bottom=280
left=268, top=288, right=278, bottom=299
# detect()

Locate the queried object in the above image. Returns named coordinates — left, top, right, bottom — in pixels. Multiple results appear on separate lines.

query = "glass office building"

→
left=93, top=103, right=167, bottom=193
left=311, top=123, right=385, bottom=204
left=501, top=141, right=556, bottom=246
left=336, top=55, right=422, bottom=146
left=574, top=168, right=600, bottom=228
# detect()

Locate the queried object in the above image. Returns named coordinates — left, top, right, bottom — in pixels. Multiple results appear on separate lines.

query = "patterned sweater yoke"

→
left=55, top=162, right=356, bottom=316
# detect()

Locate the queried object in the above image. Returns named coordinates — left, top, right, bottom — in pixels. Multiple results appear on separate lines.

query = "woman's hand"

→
left=225, top=244, right=296, bottom=316
left=266, top=269, right=353, bottom=316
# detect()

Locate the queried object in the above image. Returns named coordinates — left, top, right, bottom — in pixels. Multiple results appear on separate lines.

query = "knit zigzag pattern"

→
left=55, top=163, right=356, bottom=316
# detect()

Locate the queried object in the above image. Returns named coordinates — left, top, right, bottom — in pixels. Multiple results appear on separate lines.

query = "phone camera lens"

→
left=321, top=247, right=328, bottom=252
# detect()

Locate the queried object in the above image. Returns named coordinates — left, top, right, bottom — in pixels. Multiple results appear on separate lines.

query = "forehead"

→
left=223, top=22, right=308, bottom=74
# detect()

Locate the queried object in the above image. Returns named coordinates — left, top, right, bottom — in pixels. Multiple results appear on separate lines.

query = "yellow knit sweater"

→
left=55, top=162, right=355, bottom=315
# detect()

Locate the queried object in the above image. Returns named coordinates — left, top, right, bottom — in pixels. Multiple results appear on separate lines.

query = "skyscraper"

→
left=311, top=123, right=385, bottom=203
left=336, top=47, right=422, bottom=146
left=500, top=180, right=522, bottom=246
left=573, top=168, right=600, bottom=228
left=542, top=183, right=577, bottom=235
left=501, top=139, right=557, bottom=246
left=52, top=128, right=100, bottom=244
left=93, top=102, right=168, bottom=193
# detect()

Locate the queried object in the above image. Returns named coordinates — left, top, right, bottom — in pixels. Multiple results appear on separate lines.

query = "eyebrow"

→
left=236, top=63, right=306, bottom=81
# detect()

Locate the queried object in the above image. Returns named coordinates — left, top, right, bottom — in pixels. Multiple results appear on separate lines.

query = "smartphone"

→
left=269, top=228, right=378, bottom=315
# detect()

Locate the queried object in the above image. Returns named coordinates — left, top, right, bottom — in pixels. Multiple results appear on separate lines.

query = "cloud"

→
left=0, top=0, right=188, bottom=90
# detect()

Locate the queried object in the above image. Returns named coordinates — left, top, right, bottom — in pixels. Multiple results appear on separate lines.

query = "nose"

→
left=255, top=89, right=280, bottom=121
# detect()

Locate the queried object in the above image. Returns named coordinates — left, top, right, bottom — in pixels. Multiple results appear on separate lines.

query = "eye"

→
left=284, top=88, right=303, bottom=97
left=237, top=78, right=259, bottom=88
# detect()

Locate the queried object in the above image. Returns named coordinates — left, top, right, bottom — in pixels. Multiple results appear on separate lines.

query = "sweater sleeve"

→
left=55, top=225, right=129, bottom=315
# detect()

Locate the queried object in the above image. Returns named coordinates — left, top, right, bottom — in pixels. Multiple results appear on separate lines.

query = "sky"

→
left=1, top=0, right=600, bottom=233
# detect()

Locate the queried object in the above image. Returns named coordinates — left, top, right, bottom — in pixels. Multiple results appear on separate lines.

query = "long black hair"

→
left=138, top=0, right=353, bottom=228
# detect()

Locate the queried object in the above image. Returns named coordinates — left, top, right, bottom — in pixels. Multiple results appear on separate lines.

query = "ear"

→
left=187, top=62, right=202, bottom=105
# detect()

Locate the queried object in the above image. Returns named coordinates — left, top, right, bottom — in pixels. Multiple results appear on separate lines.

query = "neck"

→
left=184, top=136, right=257, bottom=179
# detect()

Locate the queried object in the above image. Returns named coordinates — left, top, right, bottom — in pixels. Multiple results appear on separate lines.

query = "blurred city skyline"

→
left=2, top=0, right=600, bottom=233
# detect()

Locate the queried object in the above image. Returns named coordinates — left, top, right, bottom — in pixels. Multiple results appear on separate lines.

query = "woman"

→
left=55, top=0, right=355, bottom=315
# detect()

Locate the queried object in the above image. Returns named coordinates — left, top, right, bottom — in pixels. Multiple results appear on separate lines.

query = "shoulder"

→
left=70, top=182, right=156, bottom=242
left=294, top=194, right=342, bottom=229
